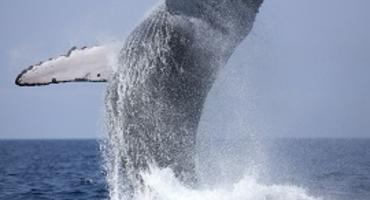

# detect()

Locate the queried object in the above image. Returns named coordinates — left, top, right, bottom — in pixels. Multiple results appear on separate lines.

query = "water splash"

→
left=136, top=166, right=321, bottom=200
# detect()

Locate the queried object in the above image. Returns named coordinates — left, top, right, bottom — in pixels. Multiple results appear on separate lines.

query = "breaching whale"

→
left=16, top=0, right=264, bottom=193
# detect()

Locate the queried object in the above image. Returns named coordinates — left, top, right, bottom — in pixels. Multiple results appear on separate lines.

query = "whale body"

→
left=105, top=0, right=264, bottom=190
left=15, top=0, right=264, bottom=194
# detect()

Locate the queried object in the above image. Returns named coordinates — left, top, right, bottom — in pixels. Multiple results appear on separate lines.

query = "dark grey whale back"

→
left=104, top=0, right=263, bottom=195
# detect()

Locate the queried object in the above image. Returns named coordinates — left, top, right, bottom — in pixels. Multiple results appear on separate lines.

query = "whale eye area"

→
left=97, top=73, right=101, bottom=78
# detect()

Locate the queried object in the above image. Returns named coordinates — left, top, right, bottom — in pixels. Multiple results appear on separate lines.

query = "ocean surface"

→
left=0, top=139, right=369, bottom=200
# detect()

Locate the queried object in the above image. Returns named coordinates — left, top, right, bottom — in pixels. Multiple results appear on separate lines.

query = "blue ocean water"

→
left=265, top=139, right=370, bottom=200
left=0, top=139, right=369, bottom=200
left=0, top=140, right=107, bottom=200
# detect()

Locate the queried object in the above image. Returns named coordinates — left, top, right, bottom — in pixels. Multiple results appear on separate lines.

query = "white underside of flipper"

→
left=16, top=46, right=111, bottom=86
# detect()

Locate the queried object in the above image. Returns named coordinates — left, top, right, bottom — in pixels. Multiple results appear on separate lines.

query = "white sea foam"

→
left=130, top=166, right=321, bottom=200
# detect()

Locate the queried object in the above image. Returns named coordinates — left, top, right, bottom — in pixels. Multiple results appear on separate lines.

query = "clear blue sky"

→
left=1, top=0, right=369, bottom=139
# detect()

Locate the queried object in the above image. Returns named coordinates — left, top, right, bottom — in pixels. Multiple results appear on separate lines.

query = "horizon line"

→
left=1, top=136, right=370, bottom=140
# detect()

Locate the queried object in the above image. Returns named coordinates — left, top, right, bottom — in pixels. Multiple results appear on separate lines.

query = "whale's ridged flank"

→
left=105, top=7, right=203, bottom=189
left=104, top=0, right=264, bottom=195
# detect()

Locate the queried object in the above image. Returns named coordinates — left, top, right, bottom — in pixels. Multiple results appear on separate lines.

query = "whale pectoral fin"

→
left=15, top=46, right=111, bottom=86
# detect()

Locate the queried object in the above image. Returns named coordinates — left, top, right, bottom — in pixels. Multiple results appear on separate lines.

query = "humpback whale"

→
left=16, top=0, right=264, bottom=195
